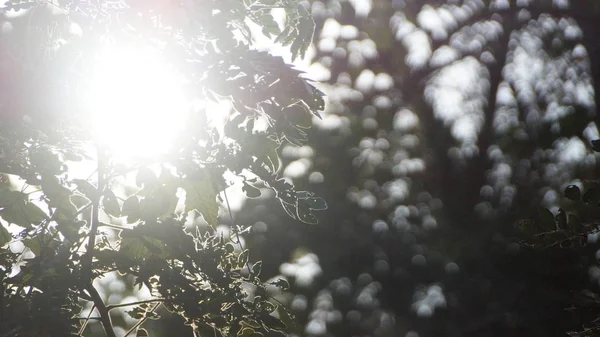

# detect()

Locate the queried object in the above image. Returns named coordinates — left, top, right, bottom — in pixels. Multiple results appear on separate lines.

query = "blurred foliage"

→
left=0, top=0, right=327, bottom=337
left=230, top=1, right=600, bottom=337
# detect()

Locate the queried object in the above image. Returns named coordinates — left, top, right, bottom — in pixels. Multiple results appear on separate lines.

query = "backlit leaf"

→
left=183, top=172, right=218, bottom=226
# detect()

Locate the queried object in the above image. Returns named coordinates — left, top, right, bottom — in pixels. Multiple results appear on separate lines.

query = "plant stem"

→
left=83, top=147, right=105, bottom=279
left=81, top=147, right=114, bottom=337
left=86, top=284, right=116, bottom=337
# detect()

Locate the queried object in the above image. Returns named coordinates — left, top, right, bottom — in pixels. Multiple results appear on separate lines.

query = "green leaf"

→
left=237, top=328, right=256, bottom=337
left=101, top=190, right=121, bottom=217
left=23, top=202, right=48, bottom=223
left=269, top=278, right=289, bottom=290
left=260, top=314, right=286, bottom=331
left=136, top=328, right=149, bottom=337
left=251, top=261, right=262, bottom=277
left=182, top=173, right=218, bottom=226
left=23, top=236, right=44, bottom=256
left=238, top=249, right=249, bottom=269
left=276, top=304, right=296, bottom=331
left=536, top=207, right=556, bottom=231
left=72, top=179, right=99, bottom=202
left=297, top=199, right=318, bottom=224
left=0, top=197, right=47, bottom=228
left=556, top=209, right=567, bottom=231
left=568, top=213, right=584, bottom=233
left=305, top=197, right=327, bottom=211
left=70, top=194, right=90, bottom=209
left=122, top=196, right=141, bottom=223
left=57, top=220, right=85, bottom=242
left=41, top=175, right=77, bottom=218
left=0, top=223, right=11, bottom=247
left=265, top=142, right=282, bottom=174
left=284, top=104, right=312, bottom=129
left=119, top=235, right=169, bottom=261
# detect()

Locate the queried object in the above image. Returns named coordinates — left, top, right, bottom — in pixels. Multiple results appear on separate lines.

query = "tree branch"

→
left=86, top=284, right=116, bottom=337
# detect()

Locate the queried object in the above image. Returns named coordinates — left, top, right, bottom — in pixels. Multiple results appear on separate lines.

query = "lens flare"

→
left=87, top=44, right=189, bottom=160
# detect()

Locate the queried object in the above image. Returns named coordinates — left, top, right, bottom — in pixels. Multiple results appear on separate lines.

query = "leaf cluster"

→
left=0, top=0, right=324, bottom=336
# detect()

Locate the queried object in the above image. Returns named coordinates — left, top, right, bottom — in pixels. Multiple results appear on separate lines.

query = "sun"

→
left=87, top=43, right=189, bottom=160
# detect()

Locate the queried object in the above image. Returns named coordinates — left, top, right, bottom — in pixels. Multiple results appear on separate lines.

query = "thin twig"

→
left=78, top=303, right=96, bottom=336
left=123, top=302, right=161, bottom=337
left=106, top=298, right=165, bottom=311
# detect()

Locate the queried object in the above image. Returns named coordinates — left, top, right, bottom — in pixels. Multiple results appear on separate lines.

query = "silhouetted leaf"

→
left=72, top=179, right=99, bottom=202
left=556, top=209, right=568, bottom=230
left=122, top=196, right=141, bottom=223
left=101, top=190, right=121, bottom=217
left=0, top=224, right=11, bottom=247
left=251, top=261, right=262, bottom=277
left=268, top=278, right=290, bottom=290
left=238, top=249, right=249, bottom=269
left=536, top=207, right=556, bottom=231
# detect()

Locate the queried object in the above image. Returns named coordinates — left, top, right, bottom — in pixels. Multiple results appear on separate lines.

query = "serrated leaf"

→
left=182, top=173, right=218, bottom=226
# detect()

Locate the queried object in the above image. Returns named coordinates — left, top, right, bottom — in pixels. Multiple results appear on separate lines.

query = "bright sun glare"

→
left=87, top=44, right=189, bottom=160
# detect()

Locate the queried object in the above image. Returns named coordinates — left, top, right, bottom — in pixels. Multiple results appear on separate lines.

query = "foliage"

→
left=0, top=0, right=326, bottom=337
left=231, top=1, right=600, bottom=337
